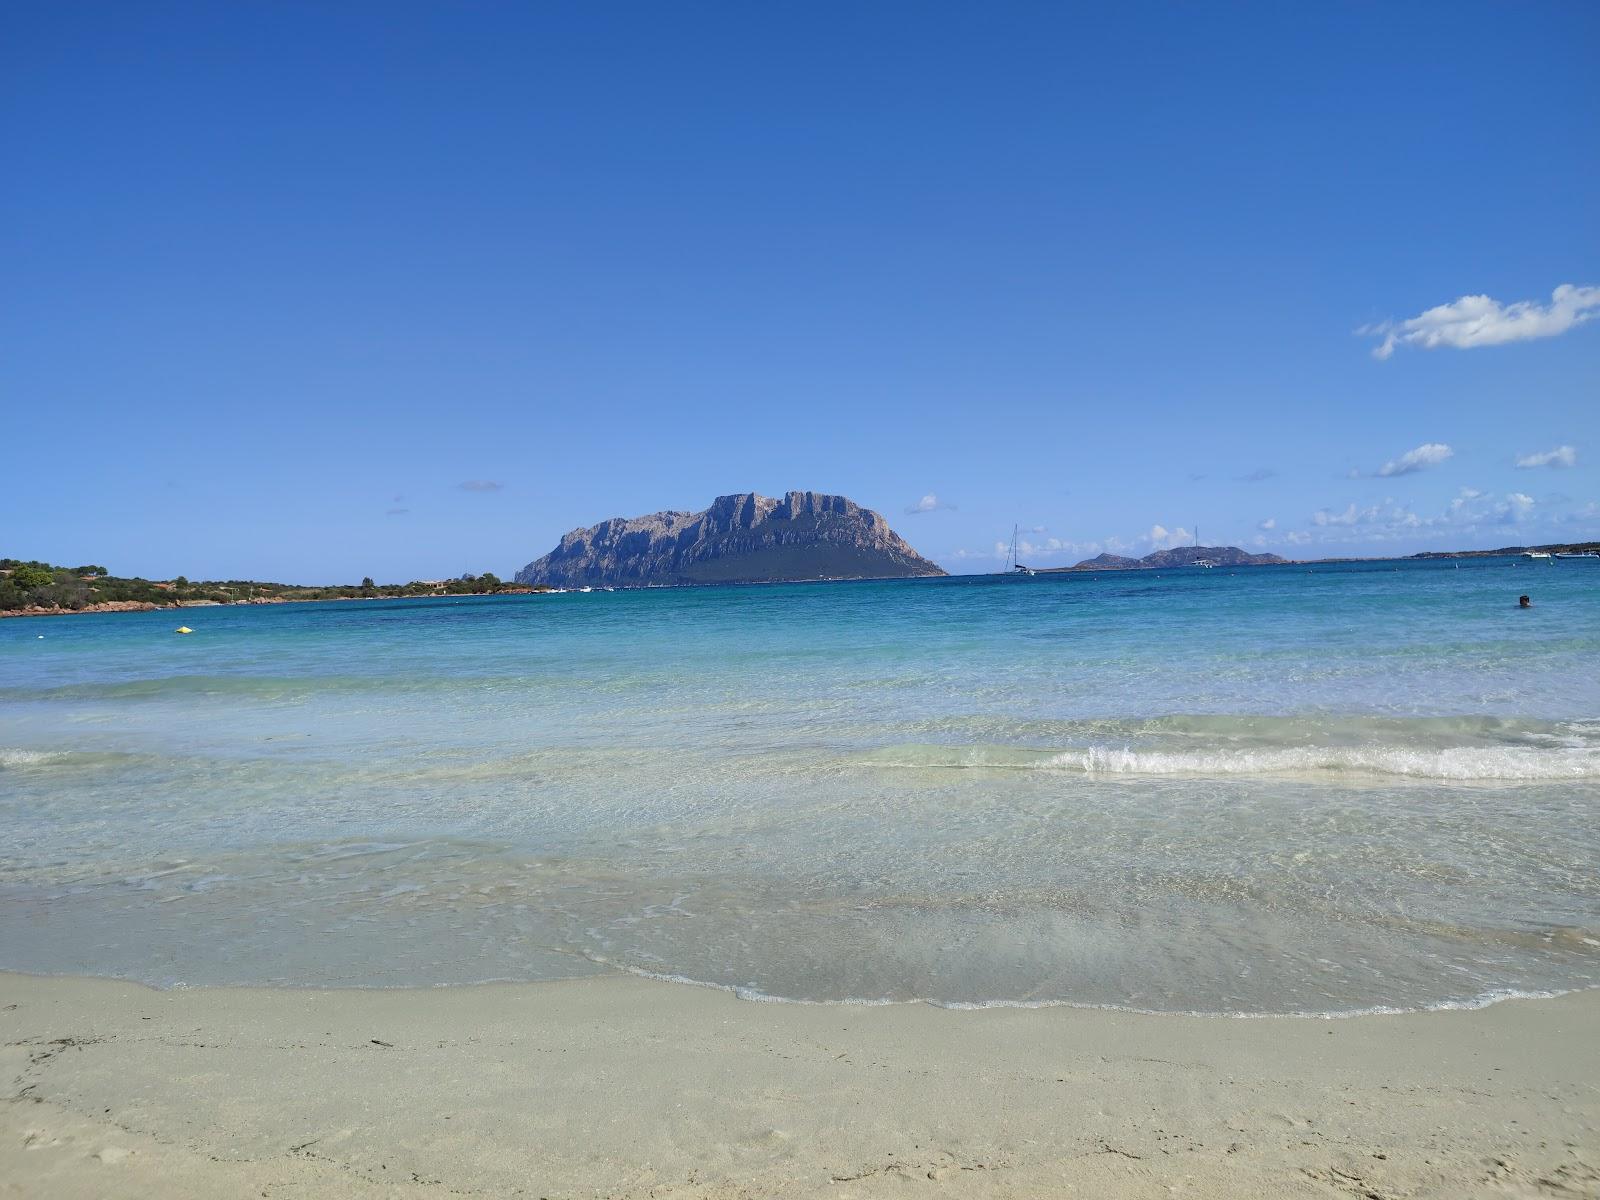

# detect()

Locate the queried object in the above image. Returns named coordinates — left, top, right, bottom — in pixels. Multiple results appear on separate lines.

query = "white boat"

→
left=1554, top=551, right=1600, bottom=560
left=578, top=586, right=593, bottom=593
left=1004, top=525, right=1036, bottom=576
left=1522, top=551, right=1552, bottom=560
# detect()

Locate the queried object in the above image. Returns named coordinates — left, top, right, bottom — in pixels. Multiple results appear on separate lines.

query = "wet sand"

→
left=2, top=971, right=1596, bottom=1198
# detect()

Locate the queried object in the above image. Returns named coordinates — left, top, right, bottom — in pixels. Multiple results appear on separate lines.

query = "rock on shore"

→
left=0, top=600, right=163, bottom=619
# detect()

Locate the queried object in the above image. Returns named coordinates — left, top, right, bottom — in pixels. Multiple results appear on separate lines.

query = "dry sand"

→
left=2, top=971, right=1596, bottom=1198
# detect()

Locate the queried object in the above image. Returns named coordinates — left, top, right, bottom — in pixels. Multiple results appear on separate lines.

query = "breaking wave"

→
left=862, top=725, right=1600, bottom=781
left=0, top=748, right=73, bottom=768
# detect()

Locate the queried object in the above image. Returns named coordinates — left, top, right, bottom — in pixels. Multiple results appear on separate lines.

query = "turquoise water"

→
left=2, top=558, right=1598, bottom=1014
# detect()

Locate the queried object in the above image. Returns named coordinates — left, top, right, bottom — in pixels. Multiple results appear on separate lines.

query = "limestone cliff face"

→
left=515, top=491, right=947, bottom=587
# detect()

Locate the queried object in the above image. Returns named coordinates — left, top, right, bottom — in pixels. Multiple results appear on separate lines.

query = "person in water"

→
left=1519, top=594, right=1532, bottom=608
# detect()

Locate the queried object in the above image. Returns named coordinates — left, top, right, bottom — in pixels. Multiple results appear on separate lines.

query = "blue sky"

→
left=4, top=2, right=1597, bottom=581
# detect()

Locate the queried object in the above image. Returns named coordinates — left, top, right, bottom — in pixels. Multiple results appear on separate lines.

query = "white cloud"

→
left=905, top=493, right=958, bottom=515
left=1373, top=442, right=1453, bottom=478
left=1145, top=524, right=1194, bottom=550
left=1302, top=488, right=1547, bottom=547
left=1257, top=517, right=1276, bottom=531
left=1362, top=284, right=1600, bottom=360
left=1500, top=492, right=1536, bottom=521
left=1285, top=530, right=1311, bottom=545
left=1515, top=445, right=1578, bottom=469
left=971, top=535, right=1099, bottom=561
left=1314, top=502, right=1386, bottom=527
left=1024, top=537, right=1096, bottom=558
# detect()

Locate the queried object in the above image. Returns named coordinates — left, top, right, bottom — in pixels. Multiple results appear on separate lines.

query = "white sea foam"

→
left=867, top=741, right=1600, bottom=781
left=599, top=959, right=1589, bottom=1018
left=1040, top=743, right=1600, bottom=781
left=0, top=748, right=71, bottom=768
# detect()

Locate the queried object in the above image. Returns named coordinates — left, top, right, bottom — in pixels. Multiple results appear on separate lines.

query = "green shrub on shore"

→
left=1, top=559, right=526, bottom=611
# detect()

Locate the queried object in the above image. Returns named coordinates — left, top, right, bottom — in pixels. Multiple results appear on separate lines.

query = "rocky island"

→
left=515, top=491, right=946, bottom=587
left=1052, top=545, right=1287, bottom=571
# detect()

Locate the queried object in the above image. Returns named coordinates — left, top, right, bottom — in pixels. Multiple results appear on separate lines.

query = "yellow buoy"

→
left=175, top=626, right=193, bottom=634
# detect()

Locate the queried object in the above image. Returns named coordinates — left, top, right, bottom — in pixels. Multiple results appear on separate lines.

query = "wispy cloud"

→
left=1361, top=284, right=1600, bottom=360
left=1257, top=517, right=1276, bottom=531
left=965, top=534, right=1099, bottom=561
left=1515, top=445, right=1578, bottom=469
left=1238, top=468, right=1276, bottom=483
left=1503, top=492, right=1536, bottom=520
left=1023, top=538, right=1091, bottom=559
left=458, top=480, right=504, bottom=493
left=1564, top=500, right=1600, bottom=523
left=1306, top=488, right=1542, bottom=545
left=1369, top=442, right=1453, bottom=478
left=904, top=493, right=953, bottom=515
left=1314, top=503, right=1388, bottom=528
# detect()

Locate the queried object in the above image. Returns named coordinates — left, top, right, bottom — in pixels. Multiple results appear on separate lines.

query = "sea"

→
left=2, top=557, right=1597, bottom=1016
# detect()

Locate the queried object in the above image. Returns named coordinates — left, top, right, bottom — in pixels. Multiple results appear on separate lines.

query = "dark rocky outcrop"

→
left=515, top=491, right=947, bottom=587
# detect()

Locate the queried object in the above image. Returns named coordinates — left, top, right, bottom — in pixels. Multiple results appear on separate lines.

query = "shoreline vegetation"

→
left=0, top=559, right=549, bottom=619
left=5, top=541, right=1599, bottom=619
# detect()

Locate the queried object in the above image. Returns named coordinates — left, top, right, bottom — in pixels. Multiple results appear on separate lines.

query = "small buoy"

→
left=175, top=626, right=193, bottom=634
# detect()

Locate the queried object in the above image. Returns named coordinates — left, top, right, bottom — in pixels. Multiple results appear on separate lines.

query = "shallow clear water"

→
left=2, top=558, right=1597, bottom=1014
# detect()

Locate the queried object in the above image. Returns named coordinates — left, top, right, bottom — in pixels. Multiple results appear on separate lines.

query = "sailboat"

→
left=1005, top=525, right=1036, bottom=576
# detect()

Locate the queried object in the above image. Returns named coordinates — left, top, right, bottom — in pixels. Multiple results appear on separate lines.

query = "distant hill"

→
left=1068, top=553, right=1143, bottom=571
left=1410, top=541, right=1600, bottom=559
left=1140, top=546, right=1287, bottom=568
left=1042, top=545, right=1287, bottom=572
left=514, top=492, right=947, bottom=587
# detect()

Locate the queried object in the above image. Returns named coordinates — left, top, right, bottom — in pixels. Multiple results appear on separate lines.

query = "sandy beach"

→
left=3, top=972, right=1596, bottom=1199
